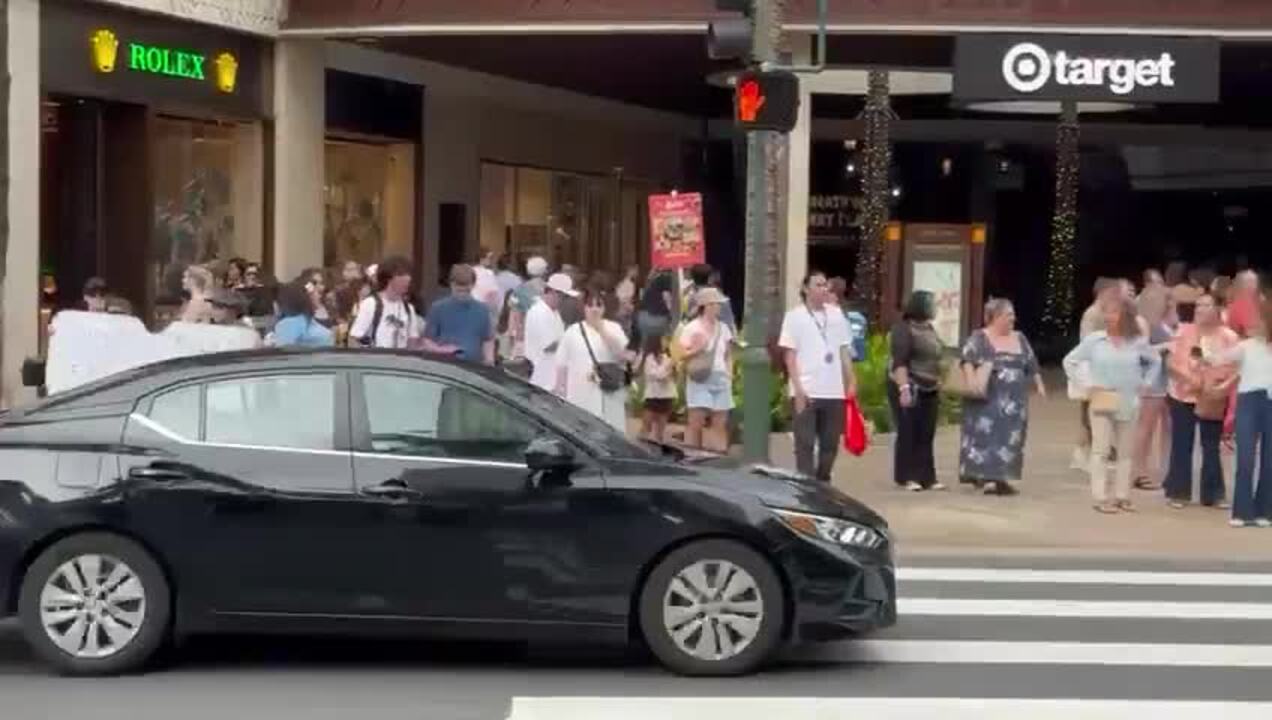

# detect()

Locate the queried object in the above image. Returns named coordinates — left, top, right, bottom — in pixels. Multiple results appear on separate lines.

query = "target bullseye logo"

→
left=1002, top=42, right=1052, bottom=93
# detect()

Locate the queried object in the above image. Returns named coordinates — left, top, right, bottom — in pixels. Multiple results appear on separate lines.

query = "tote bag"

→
left=843, top=398, right=869, bottom=456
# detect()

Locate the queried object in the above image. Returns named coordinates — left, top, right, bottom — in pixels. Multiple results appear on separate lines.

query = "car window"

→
left=148, top=385, right=200, bottom=440
left=363, top=374, right=536, bottom=463
left=506, top=382, right=653, bottom=460
left=205, top=375, right=336, bottom=451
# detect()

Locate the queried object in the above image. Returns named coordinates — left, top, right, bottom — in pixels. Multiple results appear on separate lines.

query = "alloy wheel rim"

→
left=662, top=559, right=764, bottom=662
left=39, top=554, right=146, bottom=659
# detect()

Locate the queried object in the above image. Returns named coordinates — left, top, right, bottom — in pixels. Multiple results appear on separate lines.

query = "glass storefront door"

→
left=479, top=162, right=653, bottom=274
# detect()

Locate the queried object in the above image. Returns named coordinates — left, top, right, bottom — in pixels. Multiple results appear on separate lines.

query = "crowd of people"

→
left=72, top=252, right=874, bottom=485
left=80, top=249, right=1272, bottom=528
left=884, top=263, right=1270, bottom=528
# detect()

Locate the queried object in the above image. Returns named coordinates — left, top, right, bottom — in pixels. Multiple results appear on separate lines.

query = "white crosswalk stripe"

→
left=509, top=559, right=1272, bottom=718
left=508, top=697, right=1272, bottom=720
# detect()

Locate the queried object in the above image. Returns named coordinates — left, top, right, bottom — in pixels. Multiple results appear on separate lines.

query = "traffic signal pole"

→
left=740, top=0, right=782, bottom=463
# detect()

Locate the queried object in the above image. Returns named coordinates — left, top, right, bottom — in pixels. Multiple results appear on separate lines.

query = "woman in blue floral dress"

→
left=959, top=298, right=1047, bottom=495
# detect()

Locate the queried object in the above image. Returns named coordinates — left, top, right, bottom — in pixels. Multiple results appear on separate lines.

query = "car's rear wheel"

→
left=18, top=533, right=171, bottom=675
left=638, top=539, right=785, bottom=676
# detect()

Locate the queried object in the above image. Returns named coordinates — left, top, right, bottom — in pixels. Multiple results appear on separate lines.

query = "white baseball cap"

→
left=525, top=256, right=549, bottom=278
left=546, top=273, right=579, bottom=297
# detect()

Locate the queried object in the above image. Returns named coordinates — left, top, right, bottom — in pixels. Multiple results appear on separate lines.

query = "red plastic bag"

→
left=844, top=397, right=868, bottom=456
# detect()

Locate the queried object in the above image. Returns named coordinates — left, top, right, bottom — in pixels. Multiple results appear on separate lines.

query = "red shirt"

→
left=1228, top=293, right=1259, bottom=339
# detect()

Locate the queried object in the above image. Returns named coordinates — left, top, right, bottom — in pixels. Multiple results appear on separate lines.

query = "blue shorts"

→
left=686, top=371, right=734, bottom=412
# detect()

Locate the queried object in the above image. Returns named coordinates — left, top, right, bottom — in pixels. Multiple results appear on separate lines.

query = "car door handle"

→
left=360, top=481, right=424, bottom=500
left=129, top=466, right=189, bottom=482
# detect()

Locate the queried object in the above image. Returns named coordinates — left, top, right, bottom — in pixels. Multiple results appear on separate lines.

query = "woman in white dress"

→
left=556, top=286, right=630, bottom=431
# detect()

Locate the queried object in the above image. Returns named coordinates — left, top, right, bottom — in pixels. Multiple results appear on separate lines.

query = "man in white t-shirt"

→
left=779, top=271, right=858, bottom=482
left=524, top=273, right=577, bottom=390
left=473, top=247, right=502, bottom=316
left=349, top=256, right=420, bottom=350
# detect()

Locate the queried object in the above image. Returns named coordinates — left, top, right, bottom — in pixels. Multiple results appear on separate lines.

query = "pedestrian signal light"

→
left=737, top=79, right=765, bottom=122
left=733, top=70, right=800, bottom=133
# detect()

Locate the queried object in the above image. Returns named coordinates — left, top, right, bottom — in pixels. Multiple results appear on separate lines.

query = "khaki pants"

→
left=1089, top=408, right=1136, bottom=503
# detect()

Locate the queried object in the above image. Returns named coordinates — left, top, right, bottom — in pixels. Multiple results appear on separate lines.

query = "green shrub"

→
left=626, top=330, right=961, bottom=436
left=855, top=334, right=895, bottom=433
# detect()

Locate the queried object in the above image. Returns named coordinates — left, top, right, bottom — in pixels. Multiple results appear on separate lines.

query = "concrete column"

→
left=2, top=0, right=41, bottom=408
left=421, top=92, right=481, bottom=292
left=230, top=122, right=265, bottom=264
left=783, top=38, right=813, bottom=310
left=271, top=39, right=325, bottom=281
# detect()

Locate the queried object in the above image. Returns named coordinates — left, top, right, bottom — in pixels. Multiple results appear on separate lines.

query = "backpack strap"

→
left=361, top=293, right=385, bottom=347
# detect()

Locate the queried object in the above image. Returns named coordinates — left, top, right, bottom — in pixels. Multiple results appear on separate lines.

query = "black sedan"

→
left=0, top=349, right=895, bottom=676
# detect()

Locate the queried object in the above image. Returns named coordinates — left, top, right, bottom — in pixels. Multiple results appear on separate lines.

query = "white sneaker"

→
left=1255, top=518, right=1272, bottom=528
left=1070, top=448, right=1089, bottom=471
left=1230, top=518, right=1248, bottom=528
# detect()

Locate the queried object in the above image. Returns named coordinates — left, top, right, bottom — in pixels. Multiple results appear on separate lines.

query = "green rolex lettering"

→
left=188, top=53, right=205, bottom=80
left=128, top=43, right=146, bottom=70
left=145, top=46, right=163, bottom=73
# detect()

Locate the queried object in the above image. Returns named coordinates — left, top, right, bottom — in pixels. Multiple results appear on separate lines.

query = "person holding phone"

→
left=1164, top=293, right=1238, bottom=510
left=423, top=264, right=496, bottom=364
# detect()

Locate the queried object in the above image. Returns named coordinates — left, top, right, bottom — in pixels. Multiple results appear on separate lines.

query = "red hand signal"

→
left=737, top=79, right=766, bottom=122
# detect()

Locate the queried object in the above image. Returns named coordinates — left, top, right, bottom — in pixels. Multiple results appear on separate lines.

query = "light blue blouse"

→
left=1063, top=332, right=1160, bottom=421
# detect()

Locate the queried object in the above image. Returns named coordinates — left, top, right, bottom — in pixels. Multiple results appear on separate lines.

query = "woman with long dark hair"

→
left=889, top=291, right=945, bottom=491
left=555, top=286, right=631, bottom=430
left=272, top=282, right=334, bottom=348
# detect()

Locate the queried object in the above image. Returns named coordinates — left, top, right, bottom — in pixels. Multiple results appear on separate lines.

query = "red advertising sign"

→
left=648, top=192, right=705, bottom=269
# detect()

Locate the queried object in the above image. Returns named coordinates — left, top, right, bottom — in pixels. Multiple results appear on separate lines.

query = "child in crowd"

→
left=639, top=335, right=676, bottom=443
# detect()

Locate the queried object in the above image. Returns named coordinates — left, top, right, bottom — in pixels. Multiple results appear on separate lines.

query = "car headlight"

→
left=771, top=508, right=886, bottom=551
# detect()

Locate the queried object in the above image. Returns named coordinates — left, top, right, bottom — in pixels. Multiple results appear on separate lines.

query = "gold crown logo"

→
left=213, top=52, right=238, bottom=93
left=90, top=29, right=119, bottom=73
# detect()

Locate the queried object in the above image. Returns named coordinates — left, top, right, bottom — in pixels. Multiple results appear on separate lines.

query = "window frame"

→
left=134, top=370, right=351, bottom=453
left=349, top=370, right=560, bottom=465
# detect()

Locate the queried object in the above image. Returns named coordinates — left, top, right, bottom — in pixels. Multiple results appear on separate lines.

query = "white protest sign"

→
left=46, top=313, right=261, bottom=395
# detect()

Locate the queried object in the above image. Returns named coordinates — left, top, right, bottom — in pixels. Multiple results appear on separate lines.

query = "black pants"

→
left=793, top=398, right=846, bottom=482
left=888, top=381, right=939, bottom=488
left=1163, top=397, right=1225, bottom=505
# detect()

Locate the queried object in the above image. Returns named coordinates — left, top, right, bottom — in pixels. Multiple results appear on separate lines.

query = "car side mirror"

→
left=525, top=437, right=579, bottom=475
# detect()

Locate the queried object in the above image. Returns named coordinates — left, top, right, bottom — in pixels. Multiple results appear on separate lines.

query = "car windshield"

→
left=505, top=382, right=654, bottom=460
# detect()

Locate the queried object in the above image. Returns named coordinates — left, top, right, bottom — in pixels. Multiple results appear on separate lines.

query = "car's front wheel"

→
left=18, top=532, right=171, bottom=675
left=638, top=539, right=785, bottom=676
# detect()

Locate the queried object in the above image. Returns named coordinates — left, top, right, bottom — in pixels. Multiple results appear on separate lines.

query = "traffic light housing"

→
left=707, top=0, right=754, bottom=60
left=734, top=70, right=799, bottom=133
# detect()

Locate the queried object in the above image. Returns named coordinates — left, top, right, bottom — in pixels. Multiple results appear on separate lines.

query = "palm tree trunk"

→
left=1041, top=102, right=1080, bottom=340
left=853, top=70, right=892, bottom=327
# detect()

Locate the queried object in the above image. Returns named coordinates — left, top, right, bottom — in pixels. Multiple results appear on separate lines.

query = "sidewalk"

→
left=770, top=389, right=1272, bottom=562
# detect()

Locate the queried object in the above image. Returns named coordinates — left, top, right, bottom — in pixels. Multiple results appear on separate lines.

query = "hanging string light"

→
left=1041, top=103, right=1080, bottom=339
left=853, top=70, right=893, bottom=327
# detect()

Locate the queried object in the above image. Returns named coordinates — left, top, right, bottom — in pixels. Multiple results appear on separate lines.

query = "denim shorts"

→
left=686, top=370, right=734, bottom=411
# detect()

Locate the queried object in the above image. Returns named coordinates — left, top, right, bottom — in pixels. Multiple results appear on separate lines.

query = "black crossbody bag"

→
left=581, top=324, right=627, bottom=393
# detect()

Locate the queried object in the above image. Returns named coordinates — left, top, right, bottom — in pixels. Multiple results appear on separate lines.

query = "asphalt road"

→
left=4, top=555, right=1272, bottom=720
